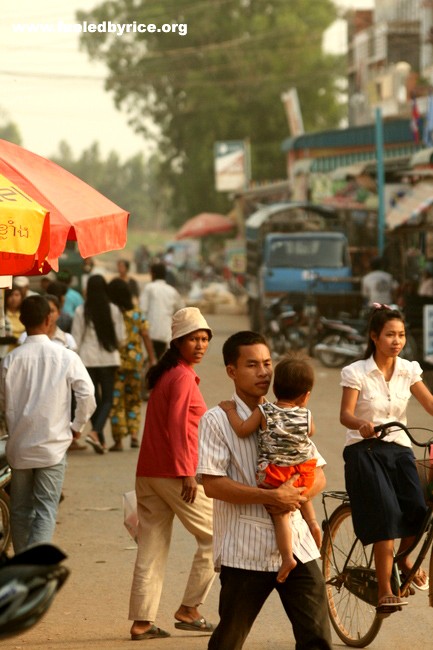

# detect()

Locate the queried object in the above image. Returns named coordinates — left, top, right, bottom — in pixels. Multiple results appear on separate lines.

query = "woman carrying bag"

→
left=128, top=307, right=215, bottom=641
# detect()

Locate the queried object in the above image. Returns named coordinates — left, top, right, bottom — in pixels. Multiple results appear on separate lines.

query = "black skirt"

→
left=343, top=439, right=428, bottom=546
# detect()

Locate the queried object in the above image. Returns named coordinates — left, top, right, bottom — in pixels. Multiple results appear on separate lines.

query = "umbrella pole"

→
left=0, top=277, right=13, bottom=338
left=0, top=290, right=4, bottom=337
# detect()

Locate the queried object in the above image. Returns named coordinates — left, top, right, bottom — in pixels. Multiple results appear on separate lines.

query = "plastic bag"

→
left=123, top=490, right=138, bottom=543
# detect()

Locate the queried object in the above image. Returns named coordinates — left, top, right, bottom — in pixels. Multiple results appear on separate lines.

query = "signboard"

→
left=424, top=304, right=433, bottom=362
left=214, top=140, right=250, bottom=192
left=281, top=88, right=304, bottom=137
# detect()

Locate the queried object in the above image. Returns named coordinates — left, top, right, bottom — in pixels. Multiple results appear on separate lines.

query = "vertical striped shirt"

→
left=198, top=394, right=324, bottom=572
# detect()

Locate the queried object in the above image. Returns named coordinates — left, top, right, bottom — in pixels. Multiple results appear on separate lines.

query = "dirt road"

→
left=3, top=312, right=433, bottom=649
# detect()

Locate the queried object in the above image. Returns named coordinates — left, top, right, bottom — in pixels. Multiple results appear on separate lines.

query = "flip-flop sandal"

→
left=174, top=617, right=214, bottom=633
left=402, top=568, right=430, bottom=591
left=376, top=594, right=408, bottom=617
left=85, top=435, right=104, bottom=455
left=131, top=625, right=170, bottom=640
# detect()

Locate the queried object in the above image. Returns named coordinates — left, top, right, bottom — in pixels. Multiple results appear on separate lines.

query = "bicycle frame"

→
left=321, top=421, right=433, bottom=646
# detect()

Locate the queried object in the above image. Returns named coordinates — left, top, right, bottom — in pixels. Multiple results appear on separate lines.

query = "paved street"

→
left=3, top=312, right=433, bottom=649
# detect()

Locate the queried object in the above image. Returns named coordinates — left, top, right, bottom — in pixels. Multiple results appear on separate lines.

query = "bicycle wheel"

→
left=322, top=504, right=382, bottom=647
left=0, top=490, right=11, bottom=554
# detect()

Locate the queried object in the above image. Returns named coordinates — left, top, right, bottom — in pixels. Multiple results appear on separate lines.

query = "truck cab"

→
left=263, top=231, right=352, bottom=295
left=245, top=202, right=354, bottom=329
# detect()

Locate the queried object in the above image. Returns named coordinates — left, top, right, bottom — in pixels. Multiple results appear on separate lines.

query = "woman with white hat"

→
left=129, top=307, right=215, bottom=641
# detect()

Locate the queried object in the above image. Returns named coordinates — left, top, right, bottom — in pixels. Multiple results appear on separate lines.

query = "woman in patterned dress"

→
left=107, top=279, right=156, bottom=451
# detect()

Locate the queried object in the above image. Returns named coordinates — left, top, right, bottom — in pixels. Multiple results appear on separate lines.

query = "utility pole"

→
left=375, top=107, right=385, bottom=256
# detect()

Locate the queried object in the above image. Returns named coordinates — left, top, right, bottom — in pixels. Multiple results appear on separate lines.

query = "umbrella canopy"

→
left=0, top=174, right=51, bottom=275
left=0, top=139, right=129, bottom=274
left=176, top=212, right=236, bottom=240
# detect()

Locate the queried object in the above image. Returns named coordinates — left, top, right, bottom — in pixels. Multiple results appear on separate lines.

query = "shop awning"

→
left=330, top=162, right=372, bottom=180
left=386, top=182, right=433, bottom=229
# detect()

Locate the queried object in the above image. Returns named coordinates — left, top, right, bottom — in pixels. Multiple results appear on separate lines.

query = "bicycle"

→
left=0, top=436, right=11, bottom=555
left=321, top=421, right=433, bottom=647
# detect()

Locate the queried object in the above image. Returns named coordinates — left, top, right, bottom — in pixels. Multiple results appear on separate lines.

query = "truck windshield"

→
left=268, top=238, right=346, bottom=269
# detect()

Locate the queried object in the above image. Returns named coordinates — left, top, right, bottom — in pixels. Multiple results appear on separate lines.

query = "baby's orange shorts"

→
left=257, top=458, right=317, bottom=490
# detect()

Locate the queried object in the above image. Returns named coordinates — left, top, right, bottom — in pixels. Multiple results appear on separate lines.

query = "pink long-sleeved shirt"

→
left=136, top=361, right=206, bottom=477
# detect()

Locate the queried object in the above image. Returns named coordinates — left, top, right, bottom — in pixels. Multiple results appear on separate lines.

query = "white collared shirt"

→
left=139, top=279, right=184, bottom=343
left=198, top=394, right=324, bottom=572
left=341, top=355, right=423, bottom=447
left=0, top=335, right=96, bottom=469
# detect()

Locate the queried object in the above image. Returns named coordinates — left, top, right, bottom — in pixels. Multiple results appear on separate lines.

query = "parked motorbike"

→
left=314, top=309, right=418, bottom=368
left=265, top=295, right=306, bottom=357
left=313, top=316, right=366, bottom=368
left=0, top=543, right=69, bottom=639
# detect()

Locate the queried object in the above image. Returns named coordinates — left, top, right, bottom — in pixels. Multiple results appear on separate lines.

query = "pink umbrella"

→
left=176, top=212, right=236, bottom=240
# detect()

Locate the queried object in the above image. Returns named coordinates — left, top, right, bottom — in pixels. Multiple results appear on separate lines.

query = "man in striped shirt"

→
left=198, top=331, right=332, bottom=650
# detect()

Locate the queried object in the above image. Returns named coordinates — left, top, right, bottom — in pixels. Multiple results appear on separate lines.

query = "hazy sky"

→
left=0, top=0, right=374, bottom=161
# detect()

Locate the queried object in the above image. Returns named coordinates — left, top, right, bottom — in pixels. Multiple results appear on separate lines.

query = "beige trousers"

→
left=128, top=476, right=215, bottom=622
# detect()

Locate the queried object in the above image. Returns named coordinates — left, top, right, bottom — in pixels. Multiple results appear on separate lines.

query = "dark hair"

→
left=363, top=305, right=405, bottom=358
left=146, top=344, right=182, bottom=390
left=57, top=269, right=72, bottom=285
left=273, top=352, right=314, bottom=401
left=150, top=263, right=167, bottom=281
left=5, top=286, right=23, bottom=307
left=222, top=331, right=269, bottom=366
left=118, top=259, right=130, bottom=271
left=107, top=278, right=134, bottom=311
left=20, top=295, right=50, bottom=328
left=45, top=294, right=61, bottom=310
left=46, top=280, right=68, bottom=299
left=84, top=275, right=118, bottom=352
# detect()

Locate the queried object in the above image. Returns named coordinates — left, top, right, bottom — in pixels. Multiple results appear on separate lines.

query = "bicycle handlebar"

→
left=373, top=421, right=433, bottom=447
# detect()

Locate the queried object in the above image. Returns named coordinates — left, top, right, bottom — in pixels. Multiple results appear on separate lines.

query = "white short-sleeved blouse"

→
left=340, top=355, right=423, bottom=447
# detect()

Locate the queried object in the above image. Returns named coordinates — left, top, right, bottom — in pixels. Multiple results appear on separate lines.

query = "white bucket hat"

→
left=13, top=276, right=30, bottom=288
left=171, top=307, right=212, bottom=342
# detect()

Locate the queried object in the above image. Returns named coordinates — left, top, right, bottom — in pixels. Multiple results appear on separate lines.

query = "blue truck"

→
left=245, top=202, right=356, bottom=330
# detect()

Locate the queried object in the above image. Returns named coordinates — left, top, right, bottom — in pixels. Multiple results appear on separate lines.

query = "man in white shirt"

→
left=361, top=257, right=398, bottom=306
left=198, top=331, right=332, bottom=650
left=139, top=263, right=184, bottom=359
left=0, top=295, right=96, bottom=552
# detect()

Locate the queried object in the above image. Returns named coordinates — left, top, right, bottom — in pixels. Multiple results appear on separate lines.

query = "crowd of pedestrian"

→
left=3, top=251, right=433, bottom=649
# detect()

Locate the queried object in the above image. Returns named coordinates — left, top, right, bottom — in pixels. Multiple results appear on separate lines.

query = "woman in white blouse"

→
left=72, top=274, right=125, bottom=453
left=340, top=304, right=433, bottom=616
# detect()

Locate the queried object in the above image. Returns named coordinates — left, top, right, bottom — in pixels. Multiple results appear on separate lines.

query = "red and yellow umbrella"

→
left=0, top=174, right=50, bottom=275
left=0, top=138, right=129, bottom=275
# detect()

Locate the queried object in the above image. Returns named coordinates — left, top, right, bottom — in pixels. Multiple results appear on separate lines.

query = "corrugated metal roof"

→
left=282, top=118, right=424, bottom=153
left=310, top=147, right=414, bottom=173
left=244, top=202, right=336, bottom=232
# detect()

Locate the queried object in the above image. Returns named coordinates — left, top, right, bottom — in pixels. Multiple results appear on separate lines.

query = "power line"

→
left=0, top=69, right=105, bottom=82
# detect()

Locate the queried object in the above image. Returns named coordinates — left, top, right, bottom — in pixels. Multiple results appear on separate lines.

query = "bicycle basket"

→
left=416, top=450, right=433, bottom=504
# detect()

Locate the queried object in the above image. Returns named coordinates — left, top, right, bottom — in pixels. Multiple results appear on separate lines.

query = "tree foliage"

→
left=0, top=111, right=22, bottom=145
left=51, top=141, right=171, bottom=231
left=78, top=0, right=344, bottom=225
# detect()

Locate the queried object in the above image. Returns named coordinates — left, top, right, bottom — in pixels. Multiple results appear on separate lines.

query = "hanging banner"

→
left=281, top=88, right=304, bottom=137
left=214, top=140, right=250, bottom=192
